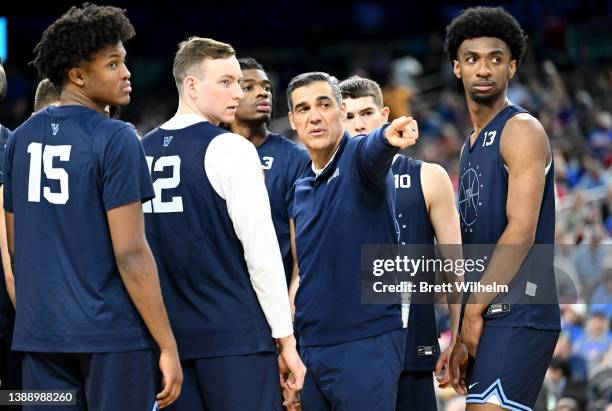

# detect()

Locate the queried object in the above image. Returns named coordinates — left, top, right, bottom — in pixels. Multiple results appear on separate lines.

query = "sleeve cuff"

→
left=271, top=322, right=295, bottom=339
left=376, top=123, right=396, bottom=149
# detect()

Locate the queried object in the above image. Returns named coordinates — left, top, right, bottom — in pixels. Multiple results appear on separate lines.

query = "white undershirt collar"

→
left=312, top=145, right=341, bottom=177
left=160, top=113, right=210, bottom=130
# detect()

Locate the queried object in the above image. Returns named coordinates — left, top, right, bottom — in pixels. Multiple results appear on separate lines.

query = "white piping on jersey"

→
left=503, top=160, right=552, bottom=175
left=392, top=154, right=401, bottom=165
left=160, top=113, right=209, bottom=130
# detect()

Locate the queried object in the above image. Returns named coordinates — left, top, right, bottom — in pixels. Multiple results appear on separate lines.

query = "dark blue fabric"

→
left=392, top=156, right=440, bottom=373
left=0, top=339, right=22, bottom=397
left=22, top=350, right=158, bottom=411
left=393, top=156, right=434, bottom=246
left=3, top=106, right=154, bottom=352
left=396, top=370, right=437, bottom=411
left=292, top=128, right=402, bottom=347
left=0, top=124, right=14, bottom=344
left=465, top=326, right=559, bottom=410
left=300, top=329, right=406, bottom=411
left=142, top=123, right=275, bottom=360
left=256, top=133, right=309, bottom=285
left=458, top=105, right=560, bottom=331
left=169, top=353, right=281, bottom=411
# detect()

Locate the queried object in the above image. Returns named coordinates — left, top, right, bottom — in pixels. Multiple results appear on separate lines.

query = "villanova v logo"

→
left=163, top=136, right=174, bottom=147
left=51, top=123, right=59, bottom=136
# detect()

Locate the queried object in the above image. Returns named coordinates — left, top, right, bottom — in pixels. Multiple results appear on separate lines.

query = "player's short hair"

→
left=444, top=6, right=527, bottom=65
left=173, top=37, right=235, bottom=93
left=286, top=72, right=341, bottom=112
left=339, top=76, right=383, bottom=109
left=34, top=78, right=62, bottom=111
left=238, top=57, right=264, bottom=72
left=0, top=59, right=6, bottom=103
left=32, top=3, right=135, bottom=87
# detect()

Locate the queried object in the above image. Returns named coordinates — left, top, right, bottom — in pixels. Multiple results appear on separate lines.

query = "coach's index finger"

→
left=385, top=116, right=413, bottom=139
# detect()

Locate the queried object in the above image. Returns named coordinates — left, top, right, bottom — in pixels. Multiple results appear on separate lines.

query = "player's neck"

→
left=467, top=96, right=512, bottom=137
left=175, top=99, right=214, bottom=124
left=59, top=88, right=108, bottom=114
left=230, top=120, right=269, bottom=147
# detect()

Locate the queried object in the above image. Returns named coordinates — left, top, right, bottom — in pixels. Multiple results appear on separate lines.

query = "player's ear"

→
left=382, top=106, right=390, bottom=123
left=452, top=60, right=461, bottom=79
left=184, top=75, right=198, bottom=99
left=67, top=67, right=86, bottom=87
left=508, top=59, right=517, bottom=80
left=339, top=100, right=347, bottom=118
left=288, top=111, right=296, bottom=130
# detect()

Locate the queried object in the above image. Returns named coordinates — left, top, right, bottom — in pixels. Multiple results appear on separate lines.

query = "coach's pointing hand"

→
left=384, top=116, right=419, bottom=149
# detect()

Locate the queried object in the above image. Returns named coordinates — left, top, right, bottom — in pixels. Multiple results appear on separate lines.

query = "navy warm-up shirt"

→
left=3, top=106, right=154, bottom=352
left=142, top=117, right=291, bottom=360
left=257, top=133, right=310, bottom=285
left=0, top=124, right=13, bottom=344
left=393, top=155, right=440, bottom=371
left=292, top=128, right=403, bottom=347
left=458, top=104, right=560, bottom=330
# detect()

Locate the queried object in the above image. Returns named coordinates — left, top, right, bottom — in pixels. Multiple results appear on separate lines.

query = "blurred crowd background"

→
left=0, top=1, right=611, bottom=410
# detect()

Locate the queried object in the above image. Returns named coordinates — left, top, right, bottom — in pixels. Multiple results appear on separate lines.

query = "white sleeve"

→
left=204, top=132, right=293, bottom=338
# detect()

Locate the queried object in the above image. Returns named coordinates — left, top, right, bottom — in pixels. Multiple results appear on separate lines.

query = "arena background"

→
left=0, top=1, right=611, bottom=410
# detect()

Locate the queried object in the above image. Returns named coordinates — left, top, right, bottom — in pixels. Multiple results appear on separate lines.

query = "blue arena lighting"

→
left=0, top=17, right=6, bottom=63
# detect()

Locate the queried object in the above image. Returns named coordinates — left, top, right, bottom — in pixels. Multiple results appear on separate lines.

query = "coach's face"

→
left=288, top=81, right=346, bottom=154
left=453, top=36, right=516, bottom=106
left=194, top=56, right=244, bottom=125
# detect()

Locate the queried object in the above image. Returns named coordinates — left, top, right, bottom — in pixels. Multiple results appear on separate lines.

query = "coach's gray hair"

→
left=286, top=72, right=342, bottom=112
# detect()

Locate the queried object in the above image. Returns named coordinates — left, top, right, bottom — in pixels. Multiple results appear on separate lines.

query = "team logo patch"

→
left=163, top=135, right=174, bottom=147
left=51, top=123, right=60, bottom=136
left=458, top=162, right=483, bottom=232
